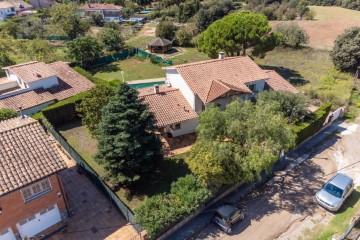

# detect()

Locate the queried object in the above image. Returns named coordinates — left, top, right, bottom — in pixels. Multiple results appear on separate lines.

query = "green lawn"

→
left=126, top=35, right=155, bottom=50
left=255, top=48, right=354, bottom=108
left=57, top=119, right=190, bottom=210
left=344, top=88, right=360, bottom=121
left=170, top=47, right=211, bottom=65
left=90, top=57, right=165, bottom=81
left=302, top=188, right=360, bottom=240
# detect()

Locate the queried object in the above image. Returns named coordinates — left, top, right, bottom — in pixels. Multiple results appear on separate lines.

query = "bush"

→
left=135, top=175, right=212, bottom=239
left=176, top=28, right=193, bottom=47
left=291, top=102, right=332, bottom=144
left=330, top=27, right=360, bottom=71
left=155, top=21, right=177, bottom=40
left=275, top=22, right=308, bottom=48
left=0, top=108, right=18, bottom=121
left=37, top=92, right=89, bottom=127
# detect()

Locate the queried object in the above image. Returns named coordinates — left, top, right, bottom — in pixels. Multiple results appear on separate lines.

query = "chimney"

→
left=154, top=84, right=159, bottom=94
left=18, top=106, right=24, bottom=119
left=218, top=52, right=225, bottom=60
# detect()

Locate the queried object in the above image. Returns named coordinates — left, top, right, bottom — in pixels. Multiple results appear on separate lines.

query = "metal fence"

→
left=136, top=49, right=173, bottom=65
left=47, top=127, right=142, bottom=232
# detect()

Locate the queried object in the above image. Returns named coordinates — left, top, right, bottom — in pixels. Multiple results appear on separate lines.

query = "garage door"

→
left=0, top=228, right=16, bottom=240
left=16, top=204, right=62, bottom=239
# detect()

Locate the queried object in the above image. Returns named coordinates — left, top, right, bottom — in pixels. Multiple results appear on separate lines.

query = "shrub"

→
left=39, top=92, right=88, bottom=127
left=330, top=27, right=360, bottom=71
left=275, top=22, right=308, bottom=48
left=155, top=21, right=177, bottom=40
left=176, top=28, right=193, bottom=47
left=135, top=175, right=212, bottom=239
left=291, top=102, right=332, bottom=144
left=0, top=108, right=18, bottom=121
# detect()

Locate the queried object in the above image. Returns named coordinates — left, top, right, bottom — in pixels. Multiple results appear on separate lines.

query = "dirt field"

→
left=271, top=6, right=360, bottom=50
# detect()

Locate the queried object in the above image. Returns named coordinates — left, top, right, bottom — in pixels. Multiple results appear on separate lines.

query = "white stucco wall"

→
left=170, top=118, right=199, bottom=137
left=245, top=79, right=266, bottom=92
left=28, top=76, right=59, bottom=89
left=0, top=81, right=18, bottom=92
left=166, top=69, right=196, bottom=110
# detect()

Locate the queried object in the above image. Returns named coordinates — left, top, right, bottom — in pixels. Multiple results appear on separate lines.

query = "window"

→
left=21, top=178, right=52, bottom=202
left=171, top=123, right=181, bottom=130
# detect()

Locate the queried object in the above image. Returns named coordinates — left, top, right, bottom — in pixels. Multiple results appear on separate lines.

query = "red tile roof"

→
left=0, top=62, right=94, bottom=111
left=80, top=3, right=122, bottom=10
left=264, top=70, right=299, bottom=94
left=174, top=56, right=269, bottom=103
left=5, top=61, right=58, bottom=83
left=138, top=85, right=198, bottom=127
left=0, top=117, right=66, bottom=195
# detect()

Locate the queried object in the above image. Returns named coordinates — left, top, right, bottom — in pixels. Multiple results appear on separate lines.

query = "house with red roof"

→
left=0, top=61, right=94, bottom=115
left=80, top=3, right=123, bottom=23
left=138, top=53, right=299, bottom=137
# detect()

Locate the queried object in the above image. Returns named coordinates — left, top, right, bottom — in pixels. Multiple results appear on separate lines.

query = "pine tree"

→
left=96, top=83, right=163, bottom=184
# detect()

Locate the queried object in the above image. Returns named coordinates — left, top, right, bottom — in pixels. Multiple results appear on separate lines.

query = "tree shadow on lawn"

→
left=123, top=155, right=190, bottom=202
left=261, top=65, right=309, bottom=87
left=89, top=63, right=121, bottom=74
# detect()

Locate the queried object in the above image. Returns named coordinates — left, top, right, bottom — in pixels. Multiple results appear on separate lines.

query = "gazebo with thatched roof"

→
left=147, top=37, right=172, bottom=54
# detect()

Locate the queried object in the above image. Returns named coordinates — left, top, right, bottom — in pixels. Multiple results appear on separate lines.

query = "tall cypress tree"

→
left=96, top=83, right=163, bottom=184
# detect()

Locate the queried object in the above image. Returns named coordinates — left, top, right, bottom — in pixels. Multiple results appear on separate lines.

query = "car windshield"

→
left=324, top=183, right=343, bottom=198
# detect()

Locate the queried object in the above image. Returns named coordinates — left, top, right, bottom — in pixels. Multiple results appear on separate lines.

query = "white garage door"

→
left=16, top=204, right=62, bottom=239
left=0, top=228, right=16, bottom=240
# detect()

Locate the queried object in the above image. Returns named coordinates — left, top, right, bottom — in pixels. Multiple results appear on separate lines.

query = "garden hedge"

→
left=292, top=102, right=332, bottom=144
left=32, top=92, right=88, bottom=127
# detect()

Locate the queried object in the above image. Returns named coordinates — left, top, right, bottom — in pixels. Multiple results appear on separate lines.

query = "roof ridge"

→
left=139, top=87, right=179, bottom=97
left=0, top=116, right=38, bottom=134
left=175, top=56, right=250, bottom=69
left=5, top=61, right=39, bottom=69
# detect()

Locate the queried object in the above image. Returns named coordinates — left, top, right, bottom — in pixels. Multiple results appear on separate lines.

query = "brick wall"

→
left=0, top=173, right=68, bottom=235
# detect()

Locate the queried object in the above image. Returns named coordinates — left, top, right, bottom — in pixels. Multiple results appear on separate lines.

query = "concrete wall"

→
left=0, top=174, right=68, bottom=237
left=166, top=69, right=196, bottom=110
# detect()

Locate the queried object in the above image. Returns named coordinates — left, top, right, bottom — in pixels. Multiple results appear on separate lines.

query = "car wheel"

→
left=227, top=228, right=232, bottom=234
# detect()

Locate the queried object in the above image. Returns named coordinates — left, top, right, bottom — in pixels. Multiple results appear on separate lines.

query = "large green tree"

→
left=198, top=11, right=271, bottom=58
left=98, top=27, right=124, bottom=52
left=67, top=36, right=103, bottom=67
left=155, top=21, right=177, bottom=40
left=257, top=90, right=308, bottom=123
left=96, top=83, right=163, bottom=184
left=330, top=27, right=360, bottom=71
left=76, top=84, right=114, bottom=136
left=186, top=100, right=295, bottom=186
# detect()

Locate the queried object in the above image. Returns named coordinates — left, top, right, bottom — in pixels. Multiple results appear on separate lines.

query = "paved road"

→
left=194, top=121, right=360, bottom=240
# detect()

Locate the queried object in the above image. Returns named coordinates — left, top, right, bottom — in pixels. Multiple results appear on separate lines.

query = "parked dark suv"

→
left=212, top=205, right=245, bottom=234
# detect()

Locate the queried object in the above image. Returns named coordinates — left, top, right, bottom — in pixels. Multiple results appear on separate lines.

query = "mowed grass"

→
left=270, top=6, right=360, bottom=49
left=90, top=57, right=165, bottom=81
left=301, top=188, right=360, bottom=240
left=255, top=48, right=354, bottom=108
left=170, top=47, right=211, bottom=65
left=57, top=119, right=190, bottom=210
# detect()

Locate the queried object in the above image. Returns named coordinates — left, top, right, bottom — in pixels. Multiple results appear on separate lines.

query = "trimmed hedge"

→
left=32, top=92, right=88, bottom=127
left=291, top=102, right=332, bottom=144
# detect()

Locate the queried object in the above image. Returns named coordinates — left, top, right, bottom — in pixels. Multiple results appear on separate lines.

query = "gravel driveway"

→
left=195, top=120, right=360, bottom=240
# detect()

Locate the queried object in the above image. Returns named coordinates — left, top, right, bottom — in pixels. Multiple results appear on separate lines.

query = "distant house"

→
left=0, top=116, right=69, bottom=239
left=138, top=53, right=299, bottom=137
left=80, top=3, right=123, bottom=23
left=0, top=61, right=94, bottom=115
left=4, top=0, right=32, bottom=12
left=29, top=0, right=55, bottom=8
left=0, top=1, right=16, bottom=20
left=147, top=37, right=172, bottom=54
